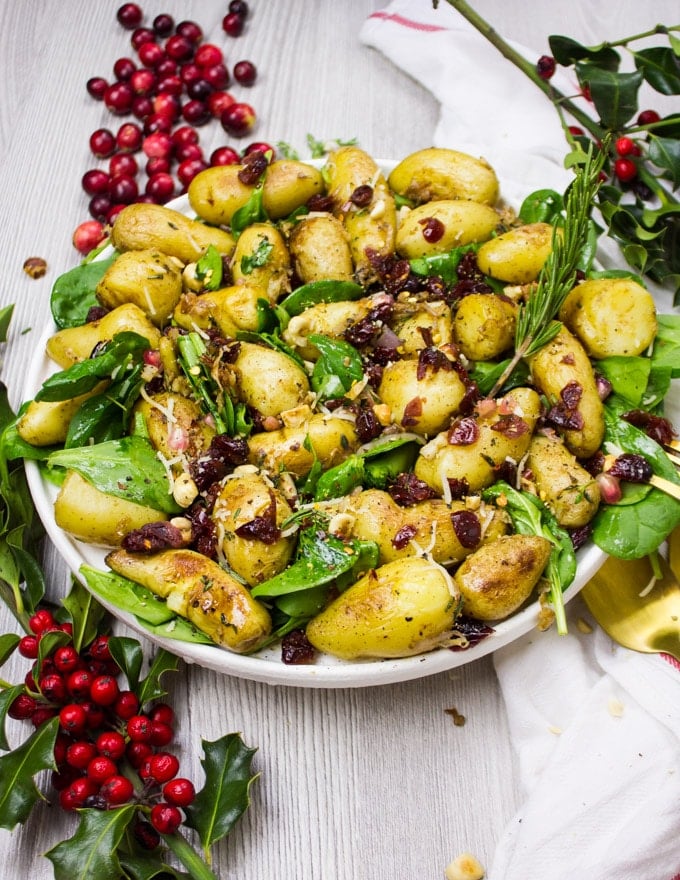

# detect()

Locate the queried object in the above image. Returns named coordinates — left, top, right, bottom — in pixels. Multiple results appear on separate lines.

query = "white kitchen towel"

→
left=360, top=5, right=680, bottom=880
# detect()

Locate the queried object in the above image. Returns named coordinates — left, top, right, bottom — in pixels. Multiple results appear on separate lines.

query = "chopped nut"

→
left=608, top=697, right=625, bottom=718
left=444, top=852, right=485, bottom=880
left=548, top=724, right=563, bottom=735
left=444, top=707, right=466, bottom=727
left=23, top=256, right=47, bottom=279
left=172, top=473, right=199, bottom=508
left=576, top=616, right=594, bottom=634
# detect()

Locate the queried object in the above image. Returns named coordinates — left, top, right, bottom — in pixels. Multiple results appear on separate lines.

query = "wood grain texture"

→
left=0, top=1, right=676, bottom=878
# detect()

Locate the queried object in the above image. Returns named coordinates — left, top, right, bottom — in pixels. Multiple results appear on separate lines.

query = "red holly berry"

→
left=615, top=136, right=635, bottom=157
left=114, top=690, right=140, bottom=720
left=53, top=645, right=81, bottom=674
left=28, top=609, right=56, bottom=634
left=162, top=777, right=196, bottom=808
left=87, top=755, right=118, bottom=784
left=18, top=635, right=39, bottom=659
left=100, top=774, right=135, bottom=805
left=637, top=108, right=660, bottom=126
left=150, top=803, right=183, bottom=834
left=127, top=714, right=154, bottom=742
left=58, top=703, right=88, bottom=734
left=536, top=55, right=556, bottom=79
left=90, top=674, right=120, bottom=706
left=150, top=703, right=174, bottom=726
left=8, top=693, right=37, bottom=720
left=149, top=752, right=180, bottom=783
left=66, top=740, right=98, bottom=770
left=96, top=730, right=127, bottom=760
left=614, top=157, right=638, bottom=183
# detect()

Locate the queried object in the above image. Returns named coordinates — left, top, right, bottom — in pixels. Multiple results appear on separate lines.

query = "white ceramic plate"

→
left=24, top=172, right=615, bottom=688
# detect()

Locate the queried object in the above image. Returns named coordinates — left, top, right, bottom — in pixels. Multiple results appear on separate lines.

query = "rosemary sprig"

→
left=489, top=143, right=606, bottom=397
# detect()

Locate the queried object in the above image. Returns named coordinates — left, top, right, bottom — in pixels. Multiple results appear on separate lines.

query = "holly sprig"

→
left=441, top=0, right=680, bottom=302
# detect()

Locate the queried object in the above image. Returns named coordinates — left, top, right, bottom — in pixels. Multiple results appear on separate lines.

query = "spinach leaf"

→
left=409, top=243, right=479, bottom=285
left=50, top=256, right=117, bottom=329
left=313, top=455, right=365, bottom=501
left=309, top=334, right=363, bottom=400
left=470, top=358, right=530, bottom=396
left=596, top=356, right=650, bottom=406
left=652, top=314, right=680, bottom=378
left=518, top=189, right=563, bottom=223
left=231, top=184, right=267, bottom=240
left=47, top=435, right=181, bottom=514
left=279, top=280, right=364, bottom=317
left=195, top=245, right=223, bottom=290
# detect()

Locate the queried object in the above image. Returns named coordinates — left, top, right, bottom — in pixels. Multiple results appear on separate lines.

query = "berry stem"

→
left=161, top=830, right=221, bottom=880
left=440, top=0, right=605, bottom=141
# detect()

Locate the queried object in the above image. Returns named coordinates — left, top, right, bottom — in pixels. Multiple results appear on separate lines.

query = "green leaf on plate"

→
left=50, top=256, right=117, bottom=329
left=184, top=733, right=259, bottom=857
left=0, top=717, right=58, bottom=829
left=46, top=804, right=136, bottom=880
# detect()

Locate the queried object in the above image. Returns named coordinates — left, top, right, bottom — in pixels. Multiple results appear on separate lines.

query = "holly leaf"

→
left=109, top=636, right=144, bottom=692
left=46, top=804, right=136, bottom=880
left=61, top=577, right=107, bottom=653
left=118, top=848, right=189, bottom=880
left=0, top=717, right=58, bottom=829
left=184, top=733, right=259, bottom=857
left=0, top=633, right=19, bottom=667
left=648, top=135, right=680, bottom=188
left=137, top=648, right=179, bottom=707
left=548, top=34, right=620, bottom=69
left=633, top=46, right=680, bottom=95
left=575, top=62, right=643, bottom=128
left=0, top=683, right=25, bottom=751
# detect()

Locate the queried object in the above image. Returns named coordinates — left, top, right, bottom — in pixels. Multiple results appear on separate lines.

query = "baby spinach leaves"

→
left=278, top=279, right=364, bottom=316
left=50, top=255, right=117, bottom=330
left=309, top=334, right=363, bottom=400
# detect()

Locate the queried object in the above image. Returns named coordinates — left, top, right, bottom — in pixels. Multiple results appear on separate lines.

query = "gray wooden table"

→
left=0, top=2, right=676, bottom=877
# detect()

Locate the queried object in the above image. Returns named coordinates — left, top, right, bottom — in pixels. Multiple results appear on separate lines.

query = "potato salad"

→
left=14, top=145, right=680, bottom=663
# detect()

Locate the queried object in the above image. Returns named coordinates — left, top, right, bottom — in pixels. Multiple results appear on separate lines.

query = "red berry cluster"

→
left=9, top=607, right=195, bottom=840
left=73, top=1, right=268, bottom=255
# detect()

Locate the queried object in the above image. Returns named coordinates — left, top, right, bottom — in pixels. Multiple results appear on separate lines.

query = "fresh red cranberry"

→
left=100, top=774, right=135, bottom=805
left=207, top=90, right=235, bottom=117
left=128, top=714, right=154, bottom=742
left=105, top=81, right=135, bottom=115
left=536, top=55, right=556, bottom=79
left=96, top=730, right=126, bottom=759
left=229, top=0, right=249, bottom=15
left=116, top=121, right=143, bottom=152
left=66, top=740, right=98, bottom=770
left=233, top=60, right=256, bottom=86
left=130, top=67, right=157, bottom=95
left=182, top=99, right=210, bottom=126
left=179, top=61, right=202, bottom=85
left=59, top=776, right=96, bottom=811
left=156, top=56, right=177, bottom=78
left=221, top=102, right=256, bottom=136
left=138, top=40, right=165, bottom=68
left=109, top=174, right=139, bottom=204
left=244, top=141, right=275, bottom=159
left=150, top=703, right=175, bottom=726
left=172, top=125, right=199, bottom=147
left=113, top=56, right=136, bottom=80
left=637, top=108, right=661, bottom=126
left=146, top=156, right=171, bottom=175
left=108, top=204, right=128, bottom=224
left=132, top=95, right=154, bottom=120
left=209, top=145, right=240, bottom=166
left=162, top=778, right=195, bottom=808
left=40, top=673, right=67, bottom=703
left=175, top=142, right=203, bottom=163
left=175, top=20, right=203, bottom=44
left=90, top=674, right=120, bottom=706
left=8, top=693, right=37, bottom=720
left=149, top=752, right=180, bottom=783
left=203, top=63, right=229, bottom=90
left=131, top=26, right=155, bottom=50
left=86, top=76, right=109, bottom=100
left=87, top=755, right=118, bottom=783
left=58, top=703, right=88, bottom=734
left=18, top=635, right=40, bottom=659
left=195, top=43, right=223, bottom=68
left=152, top=91, right=181, bottom=117
left=144, top=111, right=174, bottom=134
left=53, top=645, right=82, bottom=674
left=177, top=158, right=208, bottom=186
left=89, top=195, right=113, bottom=222
left=157, top=74, right=183, bottom=96
left=89, top=128, right=116, bottom=158
left=126, top=740, right=153, bottom=768
left=614, top=157, right=637, bottom=183
left=222, top=12, right=245, bottom=37
left=150, top=12, right=172, bottom=35
left=165, top=34, right=194, bottom=62
left=150, top=803, right=183, bottom=835
left=110, top=152, right=138, bottom=177
left=187, top=79, right=213, bottom=101
left=114, top=690, right=140, bottom=720
left=143, top=131, right=174, bottom=159
left=146, top=172, right=175, bottom=202
left=117, top=3, right=143, bottom=29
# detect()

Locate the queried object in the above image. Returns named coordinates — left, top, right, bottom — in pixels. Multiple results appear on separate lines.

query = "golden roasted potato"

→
left=46, top=303, right=161, bottom=369
left=388, top=147, right=499, bottom=206
left=96, top=249, right=183, bottom=326
left=395, top=200, right=499, bottom=259
left=248, top=411, right=359, bottom=479
left=261, top=159, right=325, bottom=218
left=391, top=301, right=453, bottom=353
left=558, top=277, right=657, bottom=358
left=526, top=434, right=601, bottom=527
left=110, top=202, right=235, bottom=263
left=231, top=341, right=310, bottom=417
left=16, top=388, right=105, bottom=447
left=476, top=222, right=555, bottom=283
left=133, top=391, right=215, bottom=472
left=173, top=282, right=265, bottom=337
left=377, top=355, right=467, bottom=436
left=454, top=533, right=552, bottom=620
left=230, top=222, right=290, bottom=302
left=325, top=146, right=397, bottom=282
left=453, top=293, right=517, bottom=361
left=528, top=325, right=604, bottom=458
left=305, top=555, right=460, bottom=659
left=55, top=471, right=166, bottom=547
left=414, top=387, right=542, bottom=493
left=345, top=489, right=508, bottom=565
left=282, top=296, right=376, bottom=360
left=106, top=547, right=272, bottom=652
left=287, top=214, right=354, bottom=284
left=212, top=469, right=296, bottom=585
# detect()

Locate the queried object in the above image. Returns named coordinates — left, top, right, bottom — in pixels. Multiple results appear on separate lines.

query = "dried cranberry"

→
left=490, top=413, right=530, bottom=438
left=416, top=347, right=452, bottom=380
left=419, top=217, right=445, bottom=243
left=237, top=150, right=268, bottom=185
left=446, top=478, right=470, bottom=500
left=451, top=510, right=481, bottom=549
left=449, top=616, right=494, bottom=651
left=350, top=184, right=373, bottom=207
left=401, top=397, right=423, bottom=427
left=607, top=453, right=653, bottom=483
left=447, top=417, right=479, bottom=446
left=306, top=194, right=334, bottom=212
left=122, top=521, right=186, bottom=552
left=392, top=524, right=417, bottom=550
left=187, top=506, right=218, bottom=558
left=235, top=492, right=281, bottom=544
left=388, top=473, right=438, bottom=507
left=281, top=629, right=316, bottom=665
left=622, top=410, right=676, bottom=446
left=355, top=407, right=381, bottom=443
left=568, top=523, right=593, bottom=550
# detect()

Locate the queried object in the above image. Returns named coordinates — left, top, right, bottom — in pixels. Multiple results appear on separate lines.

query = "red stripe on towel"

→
left=661, top=653, right=680, bottom=670
left=367, top=11, right=447, bottom=32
